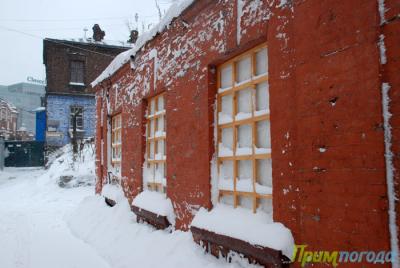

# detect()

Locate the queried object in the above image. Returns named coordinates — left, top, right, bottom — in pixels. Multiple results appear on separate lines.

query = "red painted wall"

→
left=94, top=0, right=400, bottom=265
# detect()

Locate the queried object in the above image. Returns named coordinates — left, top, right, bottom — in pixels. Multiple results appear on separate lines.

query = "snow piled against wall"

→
left=102, top=184, right=126, bottom=202
left=191, top=204, right=294, bottom=258
left=67, top=196, right=258, bottom=268
left=38, top=143, right=96, bottom=188
left=91, top=0, right=195, bottom=87
left=132, top=191, right=176, bottom=226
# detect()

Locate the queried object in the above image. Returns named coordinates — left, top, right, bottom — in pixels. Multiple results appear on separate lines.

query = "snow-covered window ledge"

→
left=131, top=191, right=175, bottom=230
left=69, top=82, right=85, bottom=87
left=190, top=204, right=294, bottom=266
left=101, top=183, right=125, bottom=207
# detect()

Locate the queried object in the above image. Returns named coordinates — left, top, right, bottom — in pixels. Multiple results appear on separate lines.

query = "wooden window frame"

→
left=111, top=113, right=122, bottom=167
left=216, top=43, right=272, bottom=213
left=70, top=106, right=84, bottom=130
left=145, top=93, right=166, bottom=193
left=70, top=60, right=85, bottom=84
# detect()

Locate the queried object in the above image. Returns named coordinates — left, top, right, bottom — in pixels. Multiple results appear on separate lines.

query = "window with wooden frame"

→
left=216, top=44, right=271, bottom=213
left=70, top=106, right=84, bottom=130
left=70, top=60, right=85, bottom=85
left=144, top=93, right=166, bottom=193
left=111, top=114, right=122, bottom=175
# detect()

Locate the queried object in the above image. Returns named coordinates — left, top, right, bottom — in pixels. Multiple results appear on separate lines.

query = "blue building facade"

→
left=46, top=94, right=95, bottom=146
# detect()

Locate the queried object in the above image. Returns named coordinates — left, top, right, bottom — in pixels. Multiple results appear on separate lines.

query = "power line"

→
left=0, top=16, right=131, bottom=22
left=0, top=25, right=123, bottom=58
left=0, top=13, right=163, bottom=23
left=14, top=23, right=128, bottom=32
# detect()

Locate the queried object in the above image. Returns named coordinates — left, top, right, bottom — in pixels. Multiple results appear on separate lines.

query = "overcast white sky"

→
left=0, top=0, right=175, bottom=86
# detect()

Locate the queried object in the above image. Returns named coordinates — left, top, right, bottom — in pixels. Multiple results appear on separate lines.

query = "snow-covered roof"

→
left=44, top=37, right=132, bottom=50
left=33, top=107, right=46, bottom=112
left=64, top=38, right=132, bottom=48
left=91, top=0, right=195, bottom=87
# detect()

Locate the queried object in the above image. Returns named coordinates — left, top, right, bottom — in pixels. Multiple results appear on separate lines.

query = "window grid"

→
left=216, top=43, right=271, bottom=213
left=145, top=93, right=166, bottom=193
left=111, top=114, right=122, bottom=171
left=70, top=61, right=84, bottom=84
left=70, top=106, right=83, bottom=130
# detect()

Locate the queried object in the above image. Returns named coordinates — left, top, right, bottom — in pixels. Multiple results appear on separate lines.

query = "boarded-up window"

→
left=143, top=93, right=166, bottom=193
left=70, top=61, right=85, bottom=84
left=111, top=114, right=122, bottom=175
left=217, top=44, right=271, bottom=213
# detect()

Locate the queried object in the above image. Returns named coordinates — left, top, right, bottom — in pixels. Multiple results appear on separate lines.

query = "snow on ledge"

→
left=191, top=204, right=294, bottom=258
left=102, top=184, right=126, bottom=203
left=91, top=0, right=195, bottom=87
left=132, top=191, right=175, bottom=226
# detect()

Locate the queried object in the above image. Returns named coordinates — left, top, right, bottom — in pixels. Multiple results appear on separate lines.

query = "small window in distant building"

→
left=143, top=93, right=166, bottom=193
left=47, top=120, right=59, bottom=132
left=70, top=106, right=84, bottom=130
left=111, top=114, right=122, bottom=175
left=70, top=61, right=85, bottom=85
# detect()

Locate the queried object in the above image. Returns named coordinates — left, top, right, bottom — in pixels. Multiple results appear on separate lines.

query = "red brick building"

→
left=0, top=98, right=18, bottom=140
left=93, top=0, right=400, bottom=266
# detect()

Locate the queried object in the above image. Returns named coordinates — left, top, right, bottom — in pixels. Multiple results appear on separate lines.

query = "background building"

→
left=43, top=25, right=130, bottom=147
left=0, top=98, right=18, bottom=140
left=0, top=82, right=45, bottom=137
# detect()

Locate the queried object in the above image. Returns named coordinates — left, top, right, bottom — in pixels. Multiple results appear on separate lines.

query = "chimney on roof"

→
left=92, top=24, right=105, bottom=42
left=128, top=30, right=139, bottom=44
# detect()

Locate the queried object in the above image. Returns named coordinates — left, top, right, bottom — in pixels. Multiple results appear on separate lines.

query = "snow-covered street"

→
left=0, top=167, right=110, bottom=268
left=0, top=148, right=256, bottom=268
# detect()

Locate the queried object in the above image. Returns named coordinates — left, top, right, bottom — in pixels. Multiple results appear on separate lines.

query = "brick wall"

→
left=269, top=0, right=391, bottom=254
left=43, top=39, right=128, bottom=95
left=94, top=0, right=400, bottom=263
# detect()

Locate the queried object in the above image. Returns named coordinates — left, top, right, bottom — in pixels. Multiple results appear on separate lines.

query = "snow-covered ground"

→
left=0, top=145, right=259, bottom=268
left=0, top=167, right=110, bottom=268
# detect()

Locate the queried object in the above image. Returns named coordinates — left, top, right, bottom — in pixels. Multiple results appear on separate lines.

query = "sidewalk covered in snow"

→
left=0, top=146, right=265, bottom=268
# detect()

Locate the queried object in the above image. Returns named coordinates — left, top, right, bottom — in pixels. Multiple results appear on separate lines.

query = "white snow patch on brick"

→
left=381, top=82, right=399, bottom=268
left=378, top=34, right=387, bottom=65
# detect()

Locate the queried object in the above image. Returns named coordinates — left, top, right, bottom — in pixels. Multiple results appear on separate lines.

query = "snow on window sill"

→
left=218, top=178, right=272, bottom=195
left=191, top=204, right=294, bottom=258
left=254, top=109, right=269, bottom=117
left=154, top=131, right=166, bottom=138
left=218, top=113, right=233, bottom=125
left=217, top=86, right=233, bottom=94
left=131, top=191, right=175, bottom=225
left=218, top=145, right=271, bottom=157
left=235, top=147, right=252, bottom=156
left=218, top=143, right=233, bottom=157
left=68, top=128, right=85, bottom=132
left=255, top=147, right=271, bottom=154
left=153, top=154, right=166, bottom=161
left=253, top=72, right=268, bottom=80
left=102, top=184, right=125, bottom=203
left=69, top=82, right=85, bottom=86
